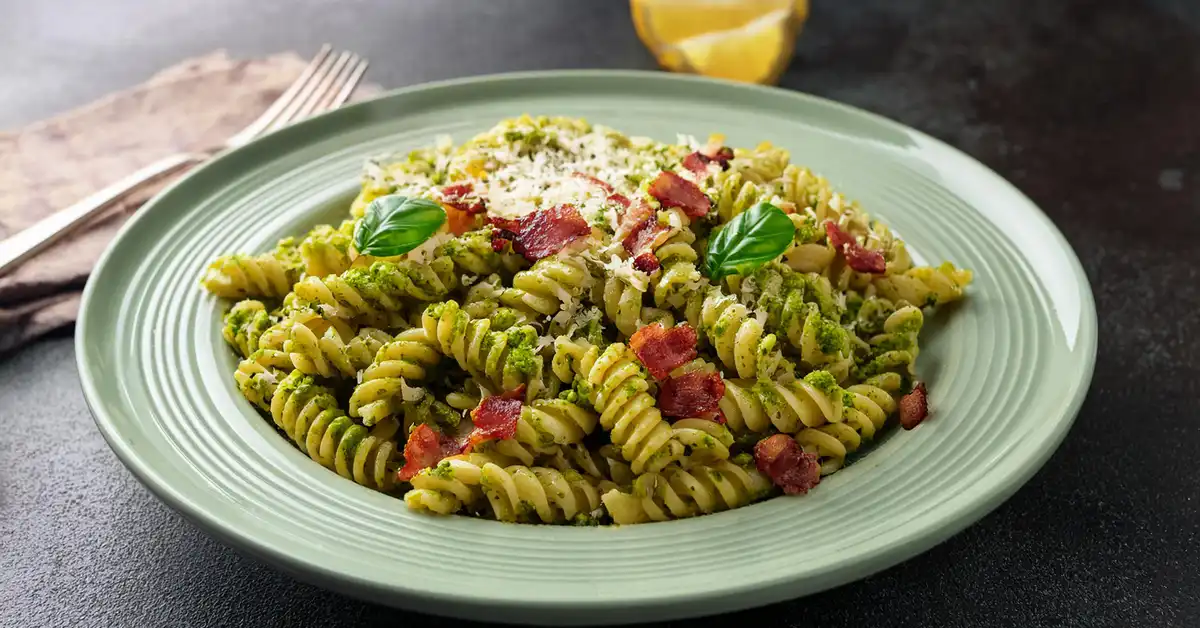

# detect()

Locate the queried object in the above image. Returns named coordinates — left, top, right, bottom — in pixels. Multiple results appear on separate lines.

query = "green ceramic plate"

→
left=78, top=71, right=1096, bottom=625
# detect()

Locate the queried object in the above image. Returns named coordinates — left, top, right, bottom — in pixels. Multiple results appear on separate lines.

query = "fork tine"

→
left=225, top=44, right=332, bottom=147
left=293, top=52, right=354, bottom=120
left=264, top=50, right=343, bottom=134
left=268, top=51, right=351, bottom=132
left=328, top=59, right=369, bottom=109
left=312, top=57, right=368, bottom=114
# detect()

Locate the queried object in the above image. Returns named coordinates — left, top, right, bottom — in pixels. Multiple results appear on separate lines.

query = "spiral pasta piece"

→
left=544, top=443, right=635, bottom=488
left=222, top=300, right=275, bottom=357
left=718, top=370, right=846, bottom=435
left=423, top=300, right=546, bottom=399
left=292, top=258, right=456, bottom=326
left=872, top=261, right=973, bottom=309
left=854, top=305, right=924, bottom=381
left=269, top=371, right=399, bottom=491
left=442, top=229, right=527, bottom=276
left=500, top=256, right=592, bottom=317
left=710, top=170, right=775, bottom=224
left=683, top=287, right=789, bottom=380
left=490, top=398, right=599, bottom=465
left=285, top=323, right=391, bottom=378
left=348, top=325, right=444, bottom=426
left=202, top=252, right=301, bottom=299
left=795, top=374, right=900, bottom=475
left=672, top=418, right=735, bottom=468
left=601, top=459, right=773, bottom=524
left=477, top=465, right=613, bottom=523
left=234, top=359, right=285, bottom=412
left=558, top=341, right=683, bottom=474
left=298, top=220, right=355, bottom=277
left=403, top=452, right=517, bottom=515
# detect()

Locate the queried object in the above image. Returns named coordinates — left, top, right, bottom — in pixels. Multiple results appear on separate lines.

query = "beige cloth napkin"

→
left=0, top=51, right=375, bottom=353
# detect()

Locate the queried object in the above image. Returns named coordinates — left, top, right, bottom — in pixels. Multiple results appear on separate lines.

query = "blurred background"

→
left=2, top=1, right=1197, bottom=627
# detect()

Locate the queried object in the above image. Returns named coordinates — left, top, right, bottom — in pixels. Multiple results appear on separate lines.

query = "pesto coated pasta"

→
left=203, top=115, right=972, bottom=524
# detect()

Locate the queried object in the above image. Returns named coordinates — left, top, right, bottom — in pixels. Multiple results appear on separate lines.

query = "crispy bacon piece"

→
left=754, top=434, right=821, bottom=495
left=440, top=183, right=487, bottom=214
left=622, top=216, right=671, bottom=257
left=682, top=146, right=734, bottom=176
left=487, top=204, right=591, bottom=261
left=632, top=252, right=661, bottom=274
left=899, top=382, right=929, bottom=430
left=396, top=424, right=466, bottom=482
left=648, top=171, right=711, bottom=219
left=573, top=172, right=630, bottom=208
left=658, top=371, right=725, bottom=419
left=615, top=200, right=654, bottom=241
left=825, top=220, right=887, bottom=274
left=467, top=389, right=523, bottom=449
left=608, top=193, right=631, bottom=209
left=572, top=172, right=614, bottom=194
left=629, top=322, right=698, bottom=380
left=491, top=233, right=513, bottom=253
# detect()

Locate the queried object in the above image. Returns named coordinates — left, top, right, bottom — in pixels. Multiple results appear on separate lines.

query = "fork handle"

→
left=0, top=152, right=202, bottom=278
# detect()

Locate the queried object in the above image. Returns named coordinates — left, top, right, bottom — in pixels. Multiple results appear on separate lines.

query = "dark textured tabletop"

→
left=2, top=1, right=1198, bottom=626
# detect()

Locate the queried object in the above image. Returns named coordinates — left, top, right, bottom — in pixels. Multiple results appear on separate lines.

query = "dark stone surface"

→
left=2, top=0, right=1198, bottom=626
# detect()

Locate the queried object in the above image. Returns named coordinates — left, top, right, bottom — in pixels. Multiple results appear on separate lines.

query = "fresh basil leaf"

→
left=704, top=201, right=793, bottom=281
left=353, top=195, right=446, bottom=257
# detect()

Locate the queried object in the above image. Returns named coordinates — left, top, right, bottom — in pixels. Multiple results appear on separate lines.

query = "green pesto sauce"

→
left=430, top=460, right=455, bottom=479
left=794, top=217, right=818, bottom=243
left=804, top=370, right=838, bottom=395
left=342, top=268, right=373, bottom=292
left=814, top=318, right=845, bottom=355
left=490, top=308, right=519, bottom=331
left=895, top=316, right=923, bottom=334
left=571, top=513, right=601, bottom=526
left=731, top=452, right=754, bottom=467
left=430, top=400, right=462, bottom=429
left=751, top=381, right=782, bottom=414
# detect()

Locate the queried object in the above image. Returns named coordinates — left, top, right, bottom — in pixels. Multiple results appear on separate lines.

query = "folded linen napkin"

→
left=0, top=51, right=374, bottom=354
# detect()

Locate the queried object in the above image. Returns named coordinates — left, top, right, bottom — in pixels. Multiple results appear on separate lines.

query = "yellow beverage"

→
left=631, top=0, right=809, bottom=85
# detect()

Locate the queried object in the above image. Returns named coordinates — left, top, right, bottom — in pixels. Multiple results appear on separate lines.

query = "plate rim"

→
left=77, top=69, right=1098, bottom=622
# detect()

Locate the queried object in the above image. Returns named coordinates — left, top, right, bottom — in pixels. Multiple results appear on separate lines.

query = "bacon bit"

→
left=682, top=146, right=734, bottom=177
left=615, top=200, right=654, bottom=242
left=572, top=172, right=614, bottom=194
left=825, top=221, right=886, bottom=274
left=681, top=152, right=711, bottom=177
left=487, top=204, right=591, bottom=261
left=396, top=424, right=466, bottom=482
left=632, top=252, right=661, bottom=274
left=658, top=371, right=725, bottom=419
left=467, top=390, right=523, bottom=449
left=899, top=382, right=929, bottom=430
left=754, top=434, right=821, bottom=495
left=440, top=183, right=488, bottom=214
left=622, top=217, right=671, bottom=257
left=491, top=235, right=512, bottom=253
left=607, top=193, right=631, bottom=209
left=629, top=323, right=698, bottom=380
left=649, top=171, right=711, bottom=219
left=709, top=146, right=734, bottom=164
left=573, top=172, right=630, bottom=208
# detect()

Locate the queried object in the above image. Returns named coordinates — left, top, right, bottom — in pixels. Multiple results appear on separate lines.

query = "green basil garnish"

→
left=704, top=201, right=793, bottom=281
left=353, top=195, right=446, bottom=257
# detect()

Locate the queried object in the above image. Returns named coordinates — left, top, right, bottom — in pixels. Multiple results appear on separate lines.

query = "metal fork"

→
left=0, top=45, right=368, bottom=278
